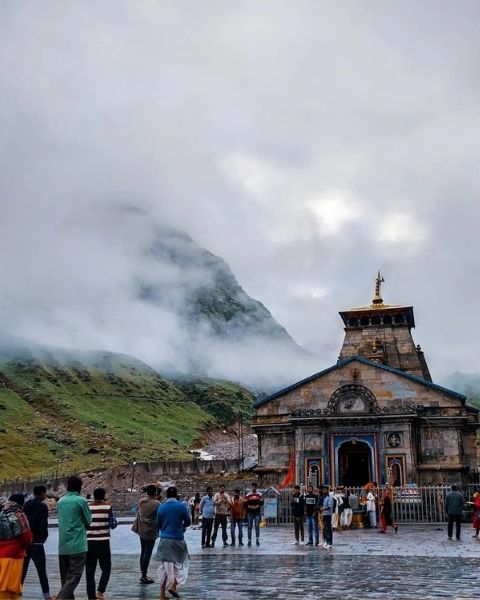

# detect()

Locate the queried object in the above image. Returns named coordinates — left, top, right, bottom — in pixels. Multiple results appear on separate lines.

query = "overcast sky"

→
left=1, top=1, right=479, bottom=384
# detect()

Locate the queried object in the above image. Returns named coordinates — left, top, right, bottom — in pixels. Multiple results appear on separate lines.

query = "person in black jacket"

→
left=22, top=485, right=51, bottom=599
left=290, top=485, right=306, bottom=545
left=445, top=484, right=464, bottom=541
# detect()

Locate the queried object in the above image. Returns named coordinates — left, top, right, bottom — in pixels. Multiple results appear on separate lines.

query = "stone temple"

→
left=253, top=274, right=479, bottom=487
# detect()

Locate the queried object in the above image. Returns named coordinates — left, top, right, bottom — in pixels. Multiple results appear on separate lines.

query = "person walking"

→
left=199, top=487, right=215, bottom=549
left=245, top=482, right=264, bottom=547
left=0, top=494, right=33, bottom=600
left=155, top=486, right=191, bottom=600
left=22, top=485, right=51, bottom=599
left=211, top=485, right=232, bottom=548
left=445, top=484, right=464, bottom=541
left=291, top=486, right=306, bottom=545
left=320, top=488, right=334, bottom=549
left=131, top=484, right=161, bottom=584
left=55, top=476, right=92, bottom=600
left=85, top=488, right=117, bottom=600
left=230, top=489, right=245, bottom=546
left=304, top=486, right=319, bottom=545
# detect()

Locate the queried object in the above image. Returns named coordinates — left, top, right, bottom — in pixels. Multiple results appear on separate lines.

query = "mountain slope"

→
left=174, top=377, right=255, bottom=426
left=148, top=228, right=295, bottom=342
left=442, top=372, right=480, bottom=407
left=0, top=343, right=252, bottom=478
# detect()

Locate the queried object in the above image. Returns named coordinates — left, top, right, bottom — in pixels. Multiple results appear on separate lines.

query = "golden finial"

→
left=372, top=270, right=385, bottom=305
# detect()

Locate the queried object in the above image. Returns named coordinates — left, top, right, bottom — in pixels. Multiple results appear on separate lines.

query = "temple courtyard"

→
left=21, top=524, right=480, bottom=599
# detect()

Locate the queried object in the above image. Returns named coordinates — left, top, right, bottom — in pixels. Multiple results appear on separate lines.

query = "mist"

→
left=1, top=1, right=480, bottom=388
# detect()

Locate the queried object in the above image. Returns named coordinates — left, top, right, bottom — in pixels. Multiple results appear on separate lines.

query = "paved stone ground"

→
left=23, top=525, right=480, bottom=599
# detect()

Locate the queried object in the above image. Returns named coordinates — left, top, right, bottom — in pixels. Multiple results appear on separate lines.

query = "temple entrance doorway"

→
left=339, top=440, right=371, bottom=486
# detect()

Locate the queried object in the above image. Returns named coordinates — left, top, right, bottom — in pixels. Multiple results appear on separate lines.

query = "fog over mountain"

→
left=0, top=205, right=317, bottom=388
left=1, top=1, right=480, bottom=386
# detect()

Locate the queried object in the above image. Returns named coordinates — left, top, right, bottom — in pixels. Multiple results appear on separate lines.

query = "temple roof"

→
left=254, top=356, right=467, bottom=407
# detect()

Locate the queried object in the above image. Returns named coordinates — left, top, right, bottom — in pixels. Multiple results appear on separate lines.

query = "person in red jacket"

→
left=230, top=489, right=246, bottom=546
left=0, top=494, right=33, bottom=600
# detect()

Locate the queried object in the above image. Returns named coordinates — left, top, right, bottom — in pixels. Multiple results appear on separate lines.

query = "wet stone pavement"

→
left=23, top=524, right=480, bottom=599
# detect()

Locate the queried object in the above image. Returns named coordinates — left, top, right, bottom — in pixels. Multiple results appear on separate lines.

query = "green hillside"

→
left=0, top=344, right=251, bottom=479
left=174, top=377, right=255, bottom=425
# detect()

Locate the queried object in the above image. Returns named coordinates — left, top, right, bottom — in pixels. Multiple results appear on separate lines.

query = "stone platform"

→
left=22, top=525, right=480, bottom=599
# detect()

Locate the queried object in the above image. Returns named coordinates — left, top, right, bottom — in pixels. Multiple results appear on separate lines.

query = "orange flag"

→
left=279, top=450, right=295, bottom=489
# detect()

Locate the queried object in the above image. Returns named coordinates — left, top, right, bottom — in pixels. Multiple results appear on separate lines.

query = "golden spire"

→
left=372, top=270, right=385, bottom=305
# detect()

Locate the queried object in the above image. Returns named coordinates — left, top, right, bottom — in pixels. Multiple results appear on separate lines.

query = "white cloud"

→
left=378, top=212, right=429, bottom=246
left=0, top=0, right=479, bottom=383
left=307, top=193, right=362, bottom=235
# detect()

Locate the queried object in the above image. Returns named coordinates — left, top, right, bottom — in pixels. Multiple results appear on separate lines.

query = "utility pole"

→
left=130, top=461, right=137, bottom=493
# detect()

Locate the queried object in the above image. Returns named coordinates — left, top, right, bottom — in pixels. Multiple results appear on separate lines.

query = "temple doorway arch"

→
left=338, top=440, right=372, bottom=486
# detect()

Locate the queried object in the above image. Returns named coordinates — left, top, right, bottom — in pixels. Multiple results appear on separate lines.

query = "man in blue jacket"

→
left=155, top=487, right=191, bottom=600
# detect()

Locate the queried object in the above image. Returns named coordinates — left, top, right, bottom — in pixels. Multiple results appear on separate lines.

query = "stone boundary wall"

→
left=1, top=458, right=241, bottom=496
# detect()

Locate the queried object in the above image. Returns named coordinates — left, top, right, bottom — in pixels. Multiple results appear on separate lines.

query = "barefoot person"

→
left=155, top=486, right=191, bottom=600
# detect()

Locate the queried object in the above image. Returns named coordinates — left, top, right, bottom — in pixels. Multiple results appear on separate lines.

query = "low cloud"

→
left=0, top=1, right=479, bottom=386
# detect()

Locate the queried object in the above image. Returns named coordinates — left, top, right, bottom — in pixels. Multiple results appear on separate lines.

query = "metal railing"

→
left=263, top=485, right=479, bottom=525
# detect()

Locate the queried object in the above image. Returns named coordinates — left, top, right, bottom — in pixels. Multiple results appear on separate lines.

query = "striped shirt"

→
left=87, top=502, right=112, bottom=542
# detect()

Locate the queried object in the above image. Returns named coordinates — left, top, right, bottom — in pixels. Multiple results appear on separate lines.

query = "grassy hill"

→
left=174, top=377, right=255, bottom=425
left=0, top=343, right=253, bottom=479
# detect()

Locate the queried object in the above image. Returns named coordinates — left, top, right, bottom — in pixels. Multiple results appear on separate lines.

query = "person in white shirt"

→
left=366, top=490, right=377, bottom=528
left=331, top=489, right=343, bottom=530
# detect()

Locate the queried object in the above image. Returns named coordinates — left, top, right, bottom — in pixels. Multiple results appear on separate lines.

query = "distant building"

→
left=253, top=273, right=479, bottom=487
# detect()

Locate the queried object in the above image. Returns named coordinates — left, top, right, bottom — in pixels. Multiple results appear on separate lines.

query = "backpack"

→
left=0, top=500, right=28, bottom=540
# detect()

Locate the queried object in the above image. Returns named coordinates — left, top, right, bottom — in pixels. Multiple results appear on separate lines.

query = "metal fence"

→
left=263, top=485, right=479, bottom=525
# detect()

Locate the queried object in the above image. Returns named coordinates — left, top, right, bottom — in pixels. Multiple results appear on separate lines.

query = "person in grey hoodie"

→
left=445, top=484, right=464, bottom=541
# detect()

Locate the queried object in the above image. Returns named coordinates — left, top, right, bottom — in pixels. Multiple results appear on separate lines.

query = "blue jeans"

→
left=247, top=512, right=260, bottom=541
left=322, top=515, right=333, bottom=546
left=306, top=515, right=319, bottom=543
left=230, top=519, right=243, bottom=544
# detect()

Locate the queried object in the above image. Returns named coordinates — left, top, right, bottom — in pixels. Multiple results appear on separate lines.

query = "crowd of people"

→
left=1, top=478, right=479, bottom=599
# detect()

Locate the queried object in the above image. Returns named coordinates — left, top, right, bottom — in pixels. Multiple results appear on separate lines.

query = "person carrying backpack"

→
left=0, top=493, right=33, bottom=600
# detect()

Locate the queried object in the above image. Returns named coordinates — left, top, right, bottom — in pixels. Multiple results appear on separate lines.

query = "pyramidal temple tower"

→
left=338, top=272, right=431, bottom=381
left=253, top=273, right=479, bottom=487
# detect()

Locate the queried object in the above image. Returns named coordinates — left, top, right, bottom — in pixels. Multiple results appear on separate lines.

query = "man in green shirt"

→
left=56, top=475, right=92, bottom=599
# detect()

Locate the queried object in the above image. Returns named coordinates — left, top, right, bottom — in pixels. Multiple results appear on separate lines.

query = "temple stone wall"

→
left=256, top=360, right=464, bottom=418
